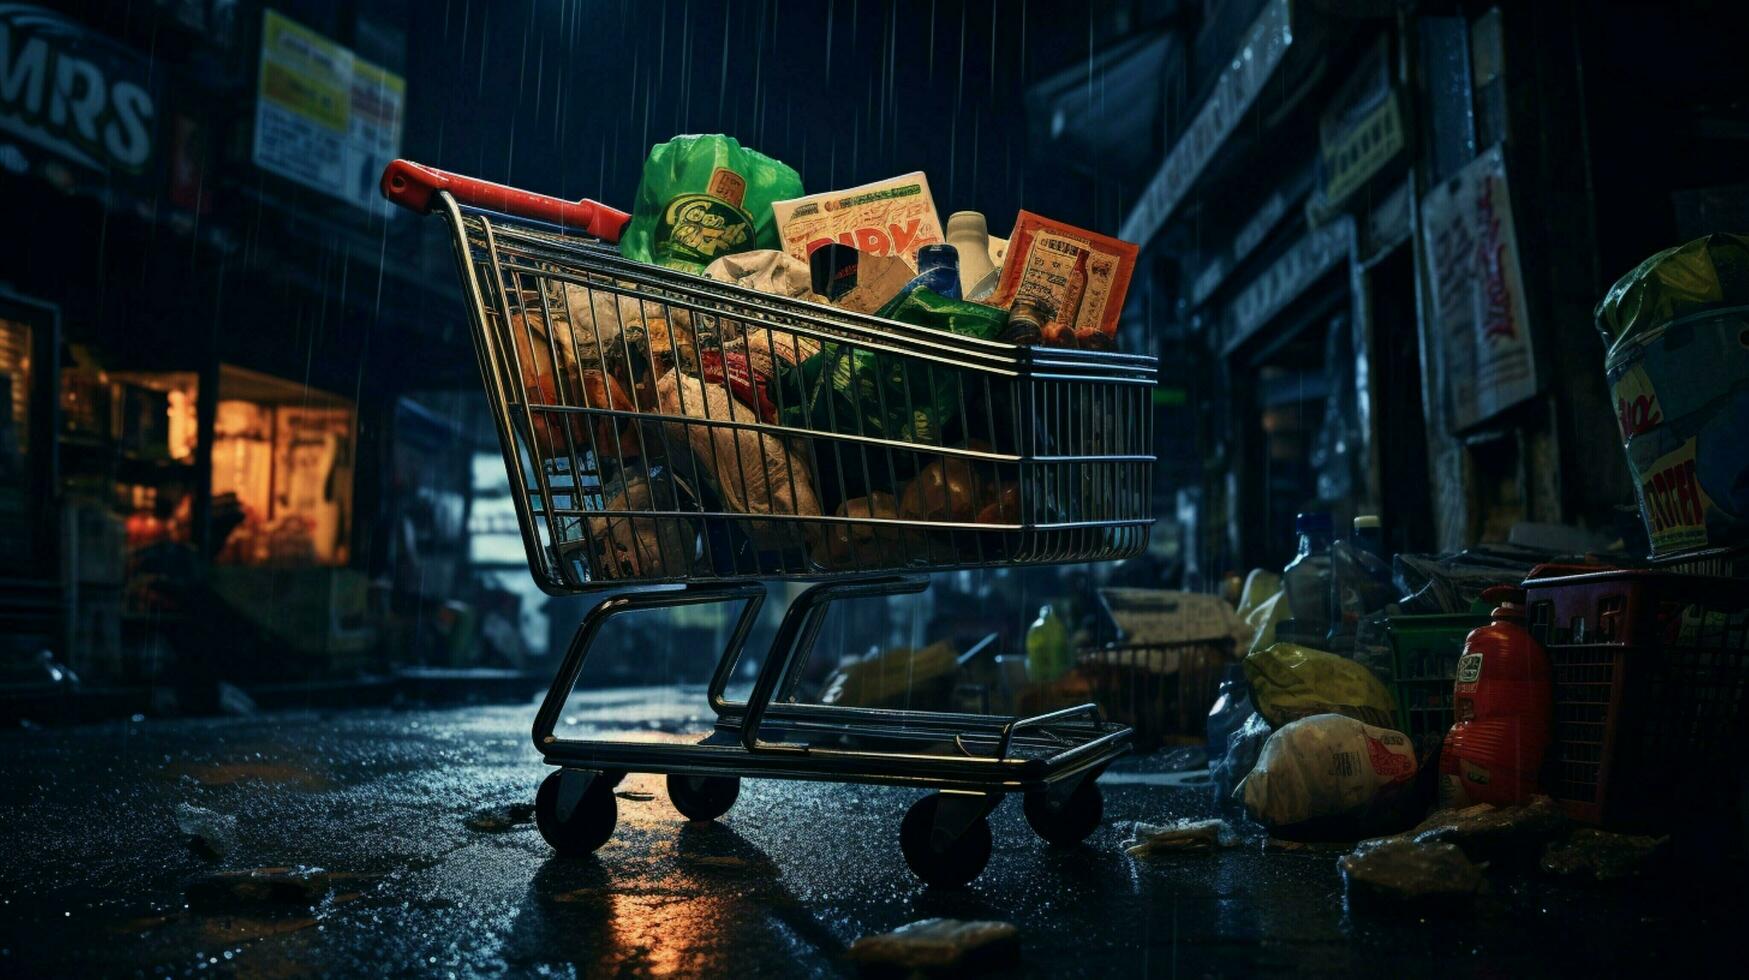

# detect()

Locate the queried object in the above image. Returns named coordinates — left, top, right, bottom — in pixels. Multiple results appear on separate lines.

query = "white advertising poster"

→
left=1420, top=145, right=1540, bottom=431
left=252, top=9, right=403, bottom=215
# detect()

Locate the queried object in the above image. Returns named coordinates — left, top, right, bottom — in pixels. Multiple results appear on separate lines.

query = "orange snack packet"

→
left=991, top=212, right=1138, bottom=347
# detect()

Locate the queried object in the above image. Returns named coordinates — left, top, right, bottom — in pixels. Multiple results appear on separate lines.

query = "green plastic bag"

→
left=1244, top=642, right=1396, bottom=730
left=880, top=287, right=1010, bottom=340
left=772, top=289, right=1004, bottom=446
left=619, top=134, right=803, bottom=274
left=1594, top=233, right=1749, bottom=352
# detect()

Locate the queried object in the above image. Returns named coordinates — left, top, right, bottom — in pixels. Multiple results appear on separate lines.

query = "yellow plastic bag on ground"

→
left=1244, top=589, right=1290, bottom=654
left=1244, top=642, right=1395, bottom=729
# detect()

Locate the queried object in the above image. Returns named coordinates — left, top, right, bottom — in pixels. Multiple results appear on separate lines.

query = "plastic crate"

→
left=1076, top=639, right=1231, bottom=751
left=1524, top=570, right=1749, bottom=829
left=1384, top=613, right=1490, bottom=760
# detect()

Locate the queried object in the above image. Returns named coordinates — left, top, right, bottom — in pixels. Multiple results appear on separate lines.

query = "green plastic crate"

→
left=1385, top=613, right=1490, bottom=758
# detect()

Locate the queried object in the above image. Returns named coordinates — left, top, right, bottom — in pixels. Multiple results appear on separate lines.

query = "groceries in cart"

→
left=453, top=133, right=1151, bottom=581
left=381, top=141, right=1153, bottom=584
left=620, top=135, right=1138, bottom=351
left=770, top=171, right=946, bottom=270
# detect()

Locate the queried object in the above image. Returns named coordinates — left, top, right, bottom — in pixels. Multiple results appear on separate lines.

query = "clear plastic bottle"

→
left=1328, top=515, right=1394, bottom=649
left=1025, top=604, right=1070, bottom=683
left=1351, top=514, right=1386, bottom=564
left=1281, top=511, right=1334, bottom=634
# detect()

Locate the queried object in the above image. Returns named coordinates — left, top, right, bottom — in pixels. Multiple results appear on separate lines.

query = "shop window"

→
left=0, top=317, right=32, bottom=561
left=211, top=365, right=355, bottom=567
left=56, top=351, right=202, bottom=585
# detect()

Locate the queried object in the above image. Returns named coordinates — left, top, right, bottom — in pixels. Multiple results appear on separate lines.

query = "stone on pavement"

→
left=1540, top=828, right=1670, bottom=881
left=1339, top=837, right=1486, bottom=906
left=847, top=918, right=1020, bottom=975
left=1408, top=795, right=1566, bottom=865
left=174, top=802, right=237, bottom=860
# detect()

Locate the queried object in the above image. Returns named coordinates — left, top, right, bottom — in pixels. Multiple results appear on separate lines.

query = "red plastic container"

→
left=1524, top=569, right=1749, bottom=828
left=1439, top=586, right=1553, bottom=807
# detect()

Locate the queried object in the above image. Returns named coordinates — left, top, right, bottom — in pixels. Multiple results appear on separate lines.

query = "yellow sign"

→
left=252, top=9, right=404, bottom=213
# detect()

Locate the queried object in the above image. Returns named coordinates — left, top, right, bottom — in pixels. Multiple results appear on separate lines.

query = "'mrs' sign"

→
left=0, top=5, right=155, bottom=174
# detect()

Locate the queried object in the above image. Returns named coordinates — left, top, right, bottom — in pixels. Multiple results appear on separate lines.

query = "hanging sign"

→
left=0, top=5, right=157, bottom=179
left=1118, top=0, right=1293, bottom=248
left=252, top=8, right=403, bottom=214
left=1318, top=39, right=1403, bottom=211
left=1420, top=145, right=1539, bottom=430
left=1221, top=217, right=1354, bottom=354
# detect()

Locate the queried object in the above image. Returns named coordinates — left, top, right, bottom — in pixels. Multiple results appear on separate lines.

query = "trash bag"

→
left=1244, top=588, right=1291, bottom=654
left=1211, top=710, right=1272, bottom=807
left=1235, top=569, right=1282, bottom=622
left=1205, top=664, right=1253, bottom=760
left=1393, top=549, right=1538, bottom=614
left=1237, top=714, right=1419, bottom=838
left=1244, top=642, right=1396, bottom=729
left=1594, top=233, right=1749, bottom=556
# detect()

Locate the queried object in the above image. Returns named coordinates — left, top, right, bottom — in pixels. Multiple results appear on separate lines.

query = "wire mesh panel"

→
left=1526, top=570, right=1749, bottom=827
left=443, top=198, right=1157, bottom=592
left=1076, top=639, right=1229, bottom=750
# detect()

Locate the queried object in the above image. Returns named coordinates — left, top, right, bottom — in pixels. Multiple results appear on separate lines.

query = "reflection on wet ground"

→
left=0, top=689, right=1741, bottom=976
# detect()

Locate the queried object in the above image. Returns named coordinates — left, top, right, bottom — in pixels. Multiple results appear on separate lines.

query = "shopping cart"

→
left=381, top=160, right=1158, bottom=885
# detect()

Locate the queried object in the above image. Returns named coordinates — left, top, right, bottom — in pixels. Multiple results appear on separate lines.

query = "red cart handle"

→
left=380, top=159, right=630, bottom=243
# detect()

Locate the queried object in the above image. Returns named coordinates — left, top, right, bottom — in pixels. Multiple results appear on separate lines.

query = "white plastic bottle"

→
left=945, top=211, right=998, bottom=298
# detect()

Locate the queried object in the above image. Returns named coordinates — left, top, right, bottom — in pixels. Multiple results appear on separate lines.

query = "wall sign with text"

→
left=252, top=8, right=404, bottom=215
left=1420, top=146, right=1540, bottom=431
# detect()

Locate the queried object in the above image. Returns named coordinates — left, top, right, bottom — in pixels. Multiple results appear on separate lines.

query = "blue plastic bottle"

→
left=875, top=243, right=961, bottom=318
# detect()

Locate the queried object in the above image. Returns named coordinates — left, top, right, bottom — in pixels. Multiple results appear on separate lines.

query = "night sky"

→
left=398, top=0, right=1132, bottom=244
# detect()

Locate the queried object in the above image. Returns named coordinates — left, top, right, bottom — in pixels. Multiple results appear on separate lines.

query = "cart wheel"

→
left=535, top=769, right=617, bottom=857
left=1023, top=780, right=1104, bottom=847
left=667, top=774, right=740, bottom=822
left=899, top=793, right=993, bottom=887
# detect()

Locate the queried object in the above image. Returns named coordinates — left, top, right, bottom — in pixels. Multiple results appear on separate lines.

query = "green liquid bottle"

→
left=1025, top=604, right=1070, bottom=683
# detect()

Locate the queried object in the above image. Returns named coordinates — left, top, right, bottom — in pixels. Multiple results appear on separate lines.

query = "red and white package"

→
left=771, top=173, right=944, bottom=271
left=699, top=349, right=777, bottom=423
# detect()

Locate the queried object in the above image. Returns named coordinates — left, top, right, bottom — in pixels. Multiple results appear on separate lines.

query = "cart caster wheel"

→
left=535, top=769, right=617, bottom=857
left=1024, top=780, right=1103, bottom=847
left=899, top=793, right=993, bottom=887
left=667, top=774, right=740, bottom=822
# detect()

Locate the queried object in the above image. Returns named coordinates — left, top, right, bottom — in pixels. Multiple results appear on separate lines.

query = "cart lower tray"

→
left=543, top=706, right=1131, bottom=793
left=526, top=577, right=1134, bottom=886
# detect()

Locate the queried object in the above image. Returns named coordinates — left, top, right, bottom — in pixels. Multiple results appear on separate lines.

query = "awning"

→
left=1024, top=31, right=1177, bottom=186
left=1118, top=0, right=1295, bottom=248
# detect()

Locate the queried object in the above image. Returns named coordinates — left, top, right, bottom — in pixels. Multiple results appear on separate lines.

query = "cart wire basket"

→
left=382, top=161, right=1158, bottom=885
left=1076, top=639, right=1230, bottom=751
left=1525, top=569, right=1749, bottom=832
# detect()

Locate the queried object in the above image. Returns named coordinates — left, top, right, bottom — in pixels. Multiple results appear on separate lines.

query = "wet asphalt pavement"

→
left=0, top=689, right=1741, bottom=977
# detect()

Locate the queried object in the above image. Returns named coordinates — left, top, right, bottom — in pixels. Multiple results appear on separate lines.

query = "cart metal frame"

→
left=381, top=160, right=1155, bottom=885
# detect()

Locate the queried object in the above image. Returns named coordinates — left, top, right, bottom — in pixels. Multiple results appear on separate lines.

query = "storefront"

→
left=1114, top=0, right=1650, bottom=583
left=1113, top=0, right=1417, bottom=574
left=0, top=2, right=482, bottom=693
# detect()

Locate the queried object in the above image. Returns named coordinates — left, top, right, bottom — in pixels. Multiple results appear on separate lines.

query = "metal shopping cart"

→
left=381, top=160, right=1158, bottom=885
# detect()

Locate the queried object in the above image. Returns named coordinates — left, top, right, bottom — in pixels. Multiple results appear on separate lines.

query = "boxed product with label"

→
left=771, top=173, right=944, bottom=271
left=991, top=211, right=1138, bottom=349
